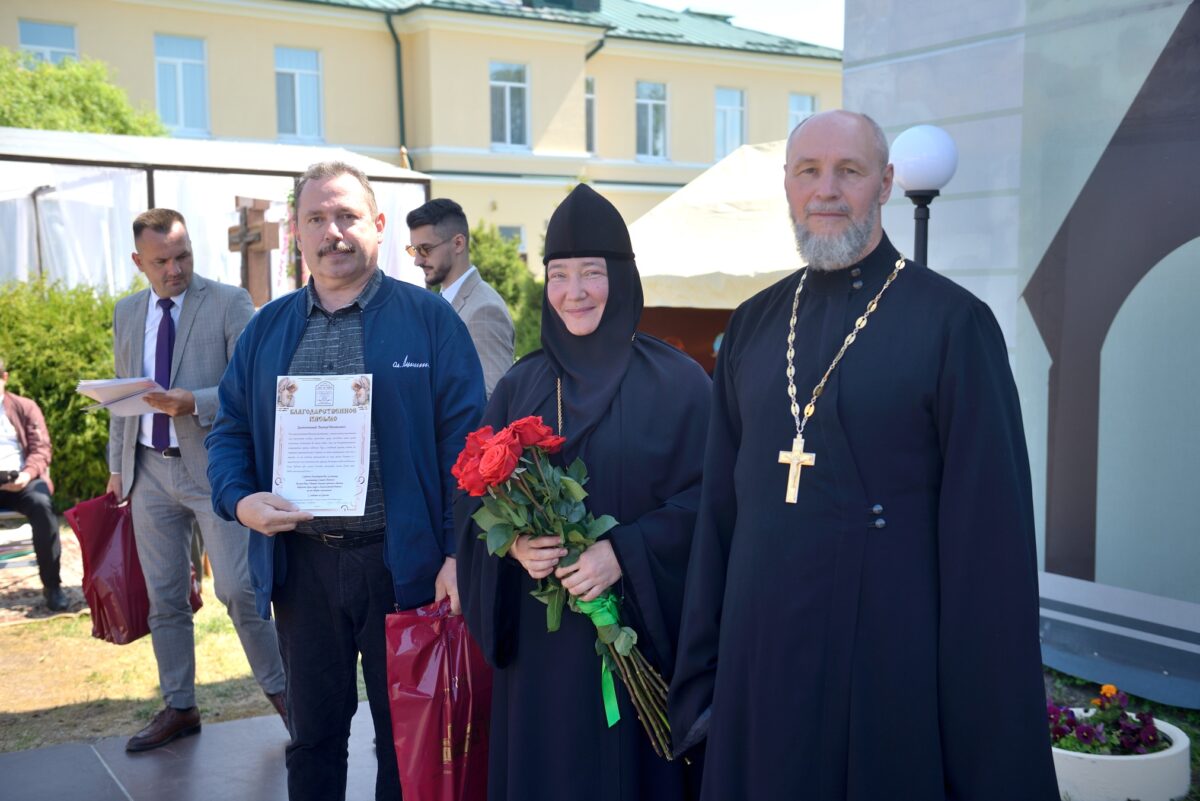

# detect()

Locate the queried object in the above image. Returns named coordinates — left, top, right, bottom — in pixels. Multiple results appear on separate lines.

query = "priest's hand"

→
left=556, top=540, right=622, bottom=602
left=144, top=389, right=196, bottom=417
left=510, top=535, right=568, bottom=580
left=434, top=556, right=460, bottom=615
left=236, top=492, right=313, bottom=535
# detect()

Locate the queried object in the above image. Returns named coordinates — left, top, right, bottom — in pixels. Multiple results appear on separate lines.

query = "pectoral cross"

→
left=778, top=435, right=815, bottom=504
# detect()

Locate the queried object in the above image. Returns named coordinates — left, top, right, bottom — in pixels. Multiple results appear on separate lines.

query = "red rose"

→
left=478, top=428, right=522, bottom=487
left=537, top=433, right=566, bottom=454
left=452, top=426, right=494, bottom=496
left=509, top=415, right=566, bottom=453
left=509, top=416, right=555, bottom=447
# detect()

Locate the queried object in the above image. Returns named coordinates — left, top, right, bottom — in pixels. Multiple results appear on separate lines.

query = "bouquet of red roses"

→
left=452, top=416, right=672, bottom=759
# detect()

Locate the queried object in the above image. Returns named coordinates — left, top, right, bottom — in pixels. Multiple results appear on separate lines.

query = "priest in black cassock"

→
left=457, top=184, right=710, bottom=801
left=669, top=110, right=1059, bottom=800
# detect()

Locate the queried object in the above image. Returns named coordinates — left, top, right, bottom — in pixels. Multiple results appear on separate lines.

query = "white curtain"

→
left=0, top=162, right=146, bottom=292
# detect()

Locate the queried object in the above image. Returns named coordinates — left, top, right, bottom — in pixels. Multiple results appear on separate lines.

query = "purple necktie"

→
left=152, top=297, right=175, bottom=451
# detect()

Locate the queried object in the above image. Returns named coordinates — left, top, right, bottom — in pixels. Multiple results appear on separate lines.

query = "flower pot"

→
left=1053, top=710, right=1191, bottom=801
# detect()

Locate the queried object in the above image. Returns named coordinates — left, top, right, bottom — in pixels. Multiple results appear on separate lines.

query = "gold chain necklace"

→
left=778, top=256, right=906, bottom=503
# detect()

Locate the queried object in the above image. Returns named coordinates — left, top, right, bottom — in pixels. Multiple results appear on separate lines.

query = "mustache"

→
left=317, top=240, right=356, bottom=257
left=804, top=202, right=852, bottom=216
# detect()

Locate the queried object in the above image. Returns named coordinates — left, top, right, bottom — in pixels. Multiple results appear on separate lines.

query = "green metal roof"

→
left=284, top=0, right=841, bottom=60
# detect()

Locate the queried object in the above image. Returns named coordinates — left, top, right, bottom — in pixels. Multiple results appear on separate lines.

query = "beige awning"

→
left=630, top=140, right=801, bottom=309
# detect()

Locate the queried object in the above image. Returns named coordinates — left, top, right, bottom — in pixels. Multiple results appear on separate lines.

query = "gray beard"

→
left=792, top=202, right=878, bottom=272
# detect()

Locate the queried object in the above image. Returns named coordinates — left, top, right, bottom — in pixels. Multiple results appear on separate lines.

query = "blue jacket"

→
left=206, top=275, right=485, bottom=616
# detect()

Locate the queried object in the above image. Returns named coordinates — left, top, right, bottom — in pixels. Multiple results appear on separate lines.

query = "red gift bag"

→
left=386, top=597, right=492, bottom=801
left=65, top=492, right=202, bottom=645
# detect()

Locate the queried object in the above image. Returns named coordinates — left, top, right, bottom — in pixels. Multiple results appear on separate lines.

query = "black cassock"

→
left=458, top=336, right=710, bottom=801
left=670, top=235, right=1059, bottom=800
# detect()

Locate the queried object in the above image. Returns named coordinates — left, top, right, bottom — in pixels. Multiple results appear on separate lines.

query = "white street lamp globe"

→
left=891, top=125, right=958, bottom=192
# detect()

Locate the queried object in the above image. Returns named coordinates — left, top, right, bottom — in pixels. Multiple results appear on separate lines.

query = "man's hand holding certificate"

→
left=271, top=374, right=373, bottom=516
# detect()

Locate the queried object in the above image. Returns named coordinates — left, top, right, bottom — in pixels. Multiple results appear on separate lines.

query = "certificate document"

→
left=272, top=374, right=373, bottom=516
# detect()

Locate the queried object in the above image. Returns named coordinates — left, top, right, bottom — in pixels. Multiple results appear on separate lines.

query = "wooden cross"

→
left=227, top=196, right=279, bottom=308
left=778, top=435, right=815, bottom=504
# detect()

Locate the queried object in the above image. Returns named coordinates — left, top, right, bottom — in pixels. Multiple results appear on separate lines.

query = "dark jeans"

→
left=0, top=478, right=59, bottom=589
left=275, top=534, right=404, bottom=801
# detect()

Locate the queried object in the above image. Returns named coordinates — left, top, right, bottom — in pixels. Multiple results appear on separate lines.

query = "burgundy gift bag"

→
left=65, top=492, right=202, bottom=645
left=386, top=597, right=492, bottom=801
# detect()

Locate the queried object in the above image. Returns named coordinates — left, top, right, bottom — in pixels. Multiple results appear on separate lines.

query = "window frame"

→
left=18, top=20, right=77, bottom=64
left=788, top=93, right=817, bottom=134
left=275, top=46, right=324, bottom=143
left=635, top=80, right=669, bottom=161
left=585, top=76, right=596, bottom=155
left=154, top=34, right=211, bottom=137
left=714, top=87, right=746, bottom=161
left=490, top=61, right=530, bottom=150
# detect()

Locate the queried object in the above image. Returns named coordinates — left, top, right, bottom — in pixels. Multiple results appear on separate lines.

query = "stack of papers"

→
left=76, top=378, right=165, bottom=417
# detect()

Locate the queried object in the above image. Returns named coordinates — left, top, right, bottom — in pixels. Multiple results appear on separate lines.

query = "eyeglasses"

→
left=405, top=238, right=450, bottom=258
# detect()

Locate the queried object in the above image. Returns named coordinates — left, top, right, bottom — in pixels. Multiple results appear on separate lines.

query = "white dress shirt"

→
left=138, top=289, right=186, bottom=448
left=0, top=398, right=24, bottom=472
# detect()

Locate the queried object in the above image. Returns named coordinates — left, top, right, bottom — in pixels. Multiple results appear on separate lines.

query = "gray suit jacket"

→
left=107, top=274, right=255, bottom=498
left=451, top=269, right=514, bottom=397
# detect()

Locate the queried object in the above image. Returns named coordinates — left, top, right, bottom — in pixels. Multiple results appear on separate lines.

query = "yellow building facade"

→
left=3, top=0, right=840, bottom=258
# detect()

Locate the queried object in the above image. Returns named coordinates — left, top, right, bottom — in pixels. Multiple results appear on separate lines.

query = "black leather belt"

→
left=301, top=530, right=385, bottom=549
left=140, top=445, right=182, bottom=458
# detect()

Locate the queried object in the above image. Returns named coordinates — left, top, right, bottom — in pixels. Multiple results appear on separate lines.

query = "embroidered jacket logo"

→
left=394, top=356, right=430, bottom=368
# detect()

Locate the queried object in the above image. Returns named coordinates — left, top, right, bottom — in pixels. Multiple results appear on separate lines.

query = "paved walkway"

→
left=0, top=701, right=381, bottom=801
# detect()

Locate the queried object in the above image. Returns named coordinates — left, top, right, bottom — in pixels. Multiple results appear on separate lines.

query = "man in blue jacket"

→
left=206, top=161, right=485, bottom=801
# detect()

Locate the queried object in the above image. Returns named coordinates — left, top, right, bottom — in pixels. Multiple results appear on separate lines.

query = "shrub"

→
left=470, top=222, right=542, bottom=358
left=0, top=279, right=136, bottom=510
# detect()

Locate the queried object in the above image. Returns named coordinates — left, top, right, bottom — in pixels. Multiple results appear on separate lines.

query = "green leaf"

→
left=509, top=486, right=532, bottom=506
left=567, top=458, right=588, bottom=484
left=595, top=623, right=621, bottom=644
left=471, top=506, right=506, bottom=531
left=560, top=476, right=588, bottom=502
left=566, top=502, right=586, bottom=524
left=613, top=628, right=637, bottom=656
left=546, top=588, right=565, bottom=632
left=587, top=514, right=620, bottom=539
left=557, top=547, right=582, bottom=569
left=485, top=524, right=515, bottom=556
left=566, top=530, right=589, bottom=546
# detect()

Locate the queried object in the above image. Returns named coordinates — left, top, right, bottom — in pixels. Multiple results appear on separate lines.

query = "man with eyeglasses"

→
left=407, top=198, right=514, bottom=397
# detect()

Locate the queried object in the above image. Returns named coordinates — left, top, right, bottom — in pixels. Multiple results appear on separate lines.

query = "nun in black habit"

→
left=456, top=184, right=710, bottom=801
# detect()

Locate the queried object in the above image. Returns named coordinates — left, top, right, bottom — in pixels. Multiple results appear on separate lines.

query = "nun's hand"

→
left=511, top=535, right=567, bottom=580
left=556, top=540, right=622, bottom=602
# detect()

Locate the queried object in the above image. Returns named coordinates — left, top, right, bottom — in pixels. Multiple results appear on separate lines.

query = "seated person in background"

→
left=0, top=356, right=66, bottom=611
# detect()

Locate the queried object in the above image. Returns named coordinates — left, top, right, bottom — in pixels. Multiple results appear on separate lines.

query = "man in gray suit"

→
left=407, top=199, right=514, bottom=396
left=106, top=208, right=286, bottom=752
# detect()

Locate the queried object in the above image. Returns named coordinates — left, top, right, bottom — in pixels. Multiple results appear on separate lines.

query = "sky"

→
left=637, top=0, right=844, bottom=51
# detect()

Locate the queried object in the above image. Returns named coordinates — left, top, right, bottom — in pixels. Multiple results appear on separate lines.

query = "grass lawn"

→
left=0, top=577, right=366, bottom=752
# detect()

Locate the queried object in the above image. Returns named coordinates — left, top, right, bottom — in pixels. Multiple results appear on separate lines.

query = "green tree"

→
left=0, top=48, right=166, bottom=135
left=471, top=222, right=543, bottom=358
left=0, top=279, right=137, bottom=510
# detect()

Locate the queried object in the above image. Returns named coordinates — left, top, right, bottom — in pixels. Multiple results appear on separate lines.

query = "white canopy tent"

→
left=630, top=140, right=800, bottom=309
left=0, top=127, right=430, bottom=296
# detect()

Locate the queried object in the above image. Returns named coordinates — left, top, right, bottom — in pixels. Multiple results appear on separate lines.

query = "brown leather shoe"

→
left=266, top=690, right=289, bottom=730
left=125, top=705, right=201, bottom=752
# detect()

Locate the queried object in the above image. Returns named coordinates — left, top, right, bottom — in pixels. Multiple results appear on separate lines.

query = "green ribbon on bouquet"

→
left=575, top=595, right=621, bottom=727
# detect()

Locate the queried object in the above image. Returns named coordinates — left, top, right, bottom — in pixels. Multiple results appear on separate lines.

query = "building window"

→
left=155, top=35, right=209, bottom=135
left=715, top=87, right=745, bottom=160
left=789, top=93, right=816, bottom=133
left=498, top=225, right=526, bottom=256
left=636, top=81, right=668, bottom=159
left=276, top=47, right=323, bottom=141
left=18, top=20, right=77, bottom=64
left=490, top=62, right=528, bottom=148
left=585, top=77, right=596, bottom=154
